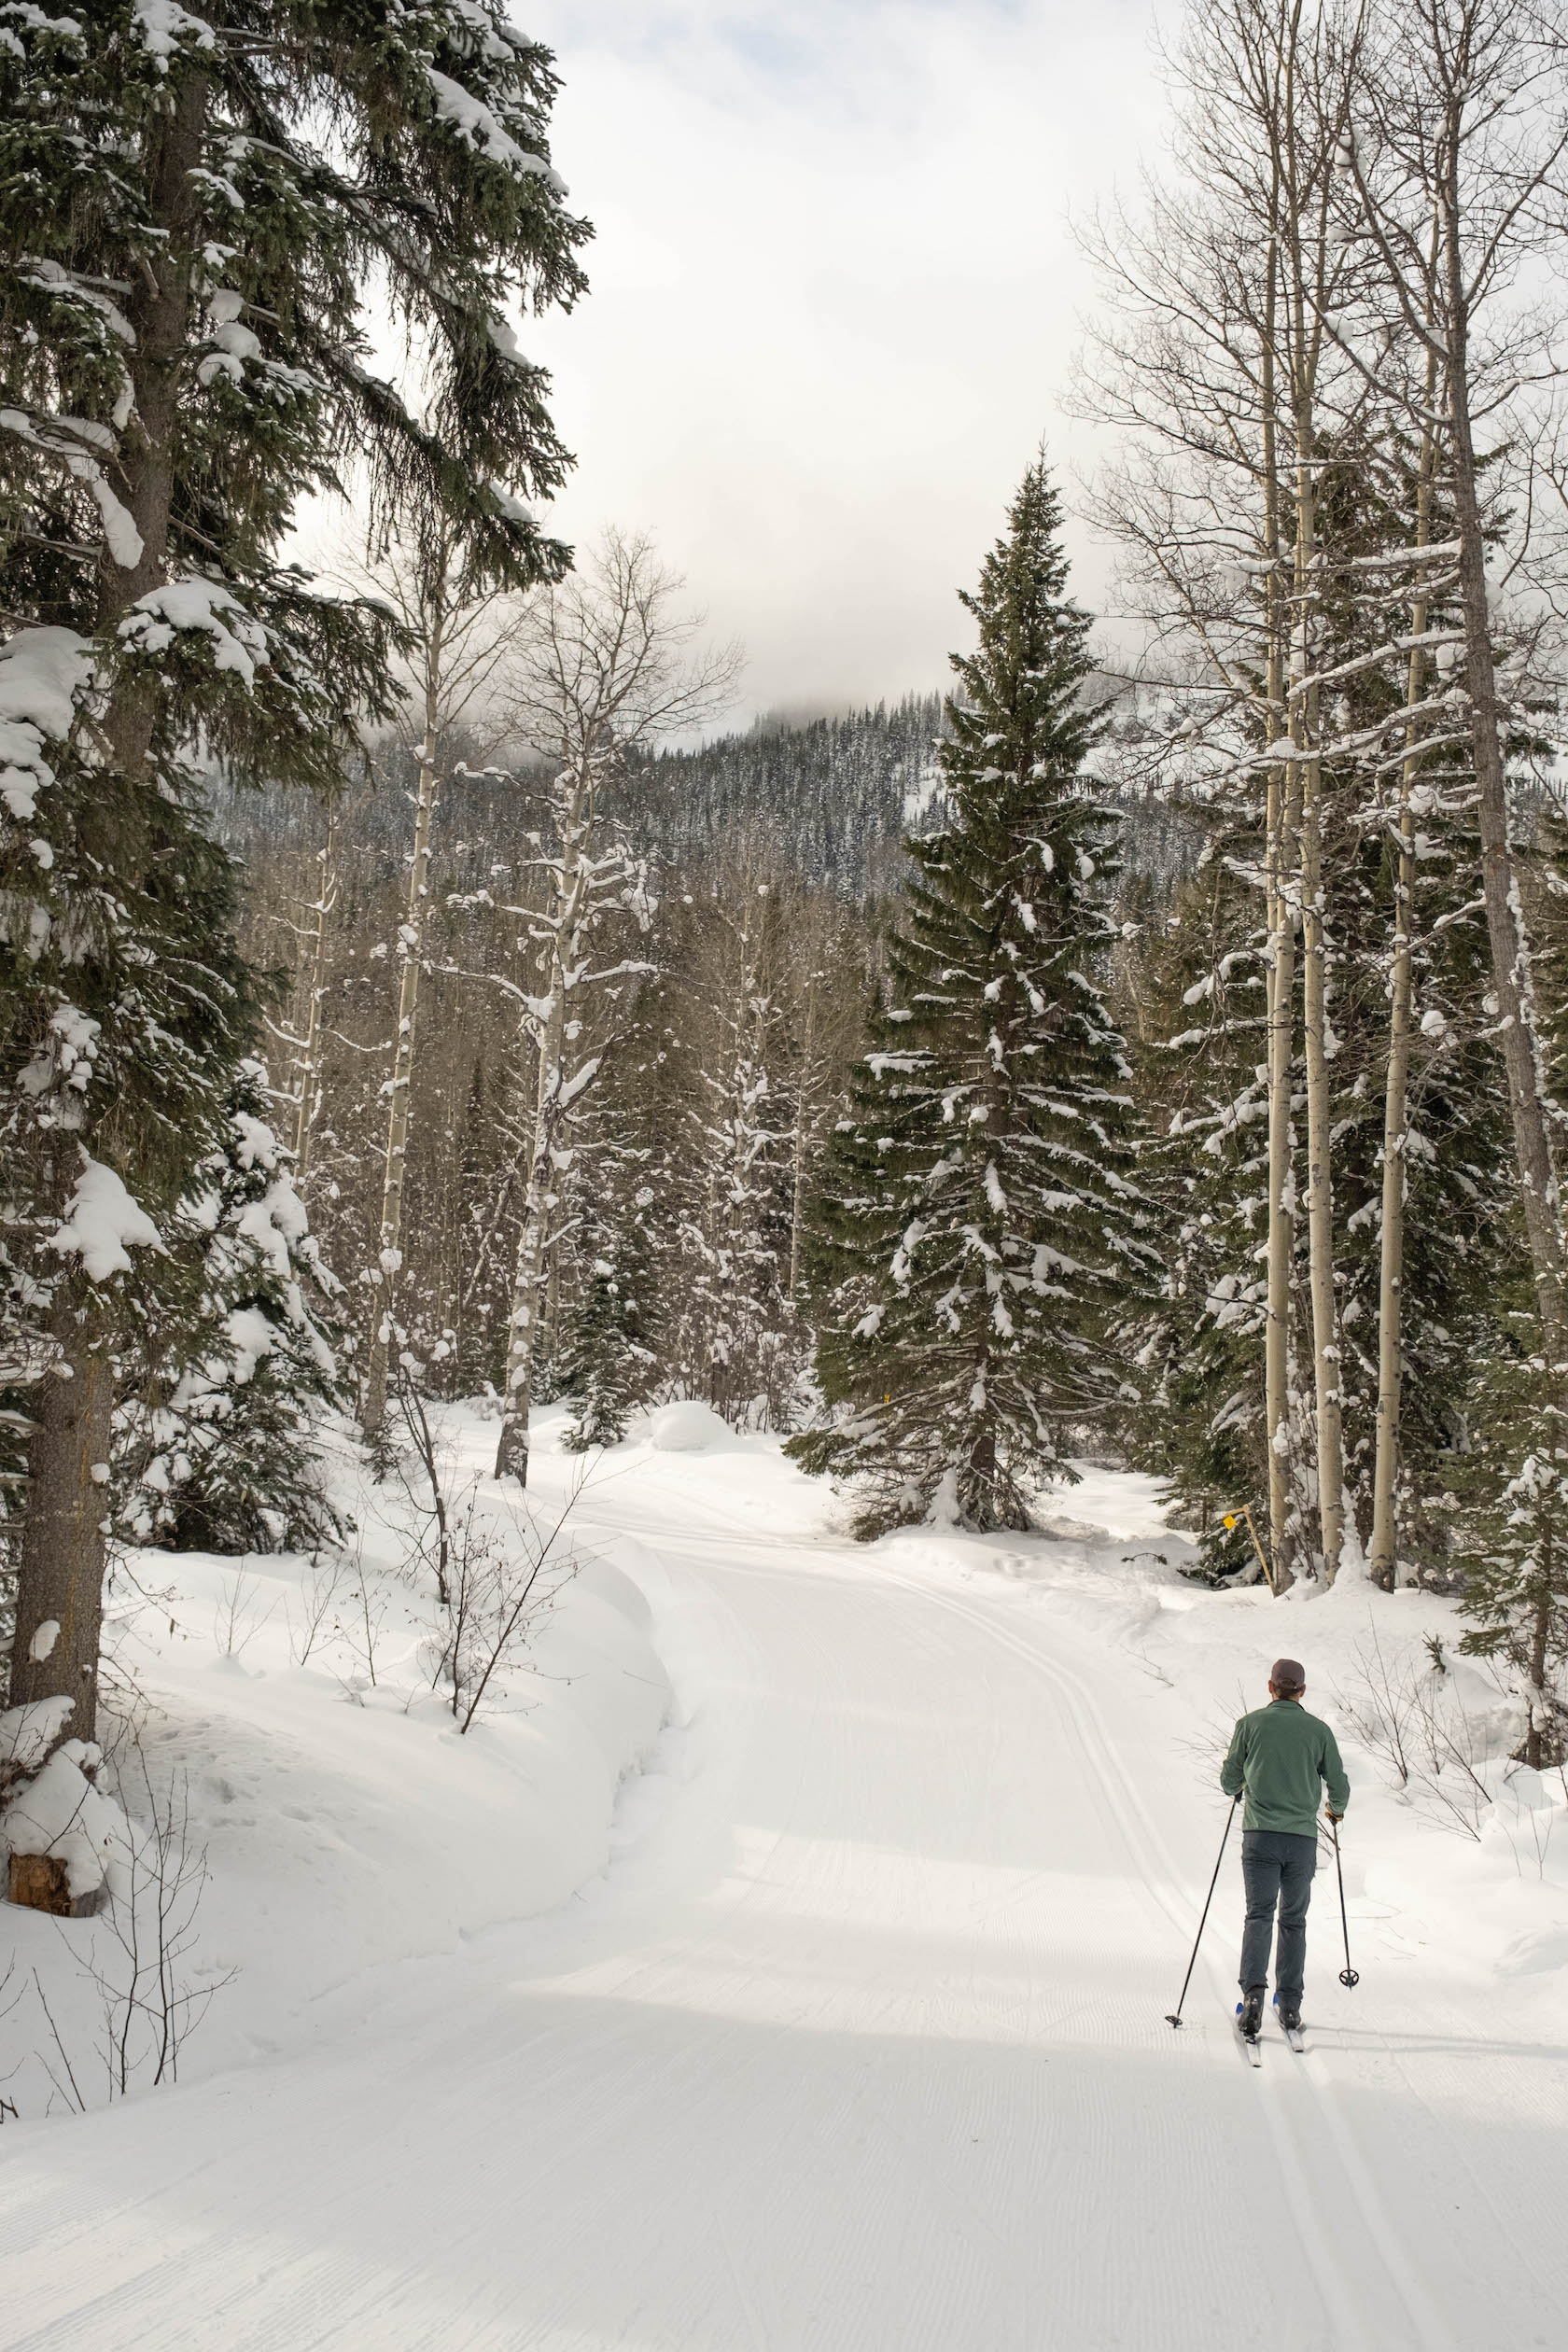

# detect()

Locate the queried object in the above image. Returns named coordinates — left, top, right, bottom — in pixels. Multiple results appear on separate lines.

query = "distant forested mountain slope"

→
left=637, top=694, right=948, bottom=901
left=211, top=681, right=1211, bottom=911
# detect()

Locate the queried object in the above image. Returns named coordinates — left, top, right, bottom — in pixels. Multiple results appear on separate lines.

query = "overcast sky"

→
left=518, top=1, right=1168, bottom=726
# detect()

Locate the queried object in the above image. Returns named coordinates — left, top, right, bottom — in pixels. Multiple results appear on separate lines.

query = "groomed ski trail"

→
left=869, top=1562, right=1455, bottom=2352
left=1, top=1462, right=1565, bottom=2351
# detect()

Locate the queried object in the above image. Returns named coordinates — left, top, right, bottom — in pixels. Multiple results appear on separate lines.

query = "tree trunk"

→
left=494, top=987, right=566, bottom=1483
left=7, top=1299, right=117, bottom=1743
left=7, top=72, right=207, bottom=1757
left=362, top=622, right=444, bottom=1440
left=539, top=1226, right=564, bottom=1386
left=292, top=801, right=339, bottom=1189
left=1443, top=237, right=1567, bottom=1364
left=1524, top=1561, right=1550, bottom=1771
left=1293, top=427, right=1347, bottom=1583
left=1266, top=763, right=1301, bottom=1589
left=1260, top=235, right=1296, bottom=1591
left=494, top=771, right=598, bottom=1481
left=1369, top=398, right=1437, bottom=1590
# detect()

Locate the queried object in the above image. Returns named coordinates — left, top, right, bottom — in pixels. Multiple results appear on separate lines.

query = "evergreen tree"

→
left=1, top=0, right=585, bottom=1750
left=791, top=461, right=1153, bottom=1533
left=1453, top=809, right=1568, bottom=1760
left=559, top=1149, right=659, bottom=1450
left=116, top=1069, right=344, bottom=1555
left=1454, top=1288, right=1568, bottom=1768
left=1118, top=841, right=1283, bottom=1582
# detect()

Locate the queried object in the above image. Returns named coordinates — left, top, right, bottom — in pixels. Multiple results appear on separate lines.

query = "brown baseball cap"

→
left=1270, top=1658, right=1306, bottom=1693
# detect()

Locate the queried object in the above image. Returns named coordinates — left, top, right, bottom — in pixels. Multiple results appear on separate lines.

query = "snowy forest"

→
left=3, top=3, right=1568, bottom=2333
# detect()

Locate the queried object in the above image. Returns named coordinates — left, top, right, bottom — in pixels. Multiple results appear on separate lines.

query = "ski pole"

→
left=1166, top=1792, right=1240, bottom=2028
left=1331, top=1817, right=1359, bottom=1988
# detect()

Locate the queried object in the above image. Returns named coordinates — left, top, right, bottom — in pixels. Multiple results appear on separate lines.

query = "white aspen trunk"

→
left=1267, top=758, right=1302, bottom=1588
left=292, top=800, right=339, bottom=1190
left=1293, top=425, right=1348, bottom=1583
left=1368, top=387, right=1437, bottom=1590
left=493, top=983, right=565, bottom=1482
left=494, top=773, right=590, bottom=1482
left=1441, top=195, right=1567, bottom=1365
left=362, top=606, right=444, bottom=1440
left=1260, top=231, right=1297, bottom=1592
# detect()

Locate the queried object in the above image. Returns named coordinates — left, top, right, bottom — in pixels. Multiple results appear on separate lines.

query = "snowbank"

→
left=4, top=1409, right=673, bottom=2110
left=643, top=1398, right=739, bottom=1453
left=1, top=1742, right=123, bottom=1899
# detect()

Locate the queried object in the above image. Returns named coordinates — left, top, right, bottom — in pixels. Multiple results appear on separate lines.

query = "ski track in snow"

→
left=1, top=1448, right=1566, bottom=2350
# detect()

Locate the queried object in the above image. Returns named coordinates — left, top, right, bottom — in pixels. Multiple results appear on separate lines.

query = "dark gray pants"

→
left=1239, top=1829, right=1317, bottom=2002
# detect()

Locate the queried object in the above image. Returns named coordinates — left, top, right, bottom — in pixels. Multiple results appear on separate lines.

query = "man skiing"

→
left=1220, top=1658, right=1350, bottom=2040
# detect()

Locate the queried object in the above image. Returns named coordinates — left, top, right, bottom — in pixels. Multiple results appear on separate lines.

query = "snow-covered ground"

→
left=2, top=1411, right=1566, bottom=2348
left=0, top=1411, right=674, bottom=2106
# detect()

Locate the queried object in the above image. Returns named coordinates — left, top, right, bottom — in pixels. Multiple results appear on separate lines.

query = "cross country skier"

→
left=1220, top=1659, right=1350, bottom=2040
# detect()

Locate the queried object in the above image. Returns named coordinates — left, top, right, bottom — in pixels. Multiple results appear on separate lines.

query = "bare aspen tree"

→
left=1078, top=0, right=1369, bottom=1581
left=1268, top=0, right=1370, bottom=1580
left=357, top=537, right=519, bottom=1439
left=1343, top=0, right=1568, bottom=1368
left=1260, top=219, right=1301, bottom=1588
left=1368, top=322, right=1444, bottom=1587
left=490, top=532, right=739, bottom=1483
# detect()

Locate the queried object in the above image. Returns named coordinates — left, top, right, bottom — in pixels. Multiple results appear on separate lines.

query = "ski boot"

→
left=1237, top=1989, right=1264, bottom=2041
left=1273, top=1993, right=1305, bottom=2050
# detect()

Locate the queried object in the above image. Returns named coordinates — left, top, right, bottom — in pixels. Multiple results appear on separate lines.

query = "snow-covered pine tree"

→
left=791, top=461, right=1153, bottom=1533
left=1453, top=805, right=1568, bottom=1760
left=117, top=1068, right=344, bottom=1555
left=1, top=0, right=585, bottom=1754
left=1454, top=1287, right=1568, bottom=1768
left=557, top=1142, right=659, bottom=1449
left=1116, top=831, right=1285, bottom=1583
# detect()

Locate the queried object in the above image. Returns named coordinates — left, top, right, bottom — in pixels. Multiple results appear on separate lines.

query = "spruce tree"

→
left=1119, top=842, right=1281, bottom=1582
left=1454, top=1291, right=1568, bottom=1767
left=559, top=1150, right=659, bottom=1450
left=116, top=1067, right=344, bottom=1555
left=791, top=461, right=1153, bottom=1533
left=1, top=1, right=585, bottom=1751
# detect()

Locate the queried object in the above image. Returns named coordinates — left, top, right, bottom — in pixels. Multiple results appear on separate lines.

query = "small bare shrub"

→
left=387, top=1362, right=455, bottom=1606
left=287, top=1548, right=348, bottom=1667
left=437, top=1483, right=583, bottom=1734
left=30, top=1740, right=231, bottom=2113
left=212, top=1565, right=274, bottom=1661
left=1336, top=1620, right=1494, bottom=1841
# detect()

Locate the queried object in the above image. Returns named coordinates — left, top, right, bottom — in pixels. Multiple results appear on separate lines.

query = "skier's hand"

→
left=1325, top=1810, right=1343, bottom=1825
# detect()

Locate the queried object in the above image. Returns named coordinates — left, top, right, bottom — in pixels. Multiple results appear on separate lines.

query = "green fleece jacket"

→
left=1220, top=1700, right=1350, bottom=1836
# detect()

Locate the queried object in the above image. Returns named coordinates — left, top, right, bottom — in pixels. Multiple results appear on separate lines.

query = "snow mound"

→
left=644, top=1399, right=736, bottom=1453
left=2, top=1741, right=125, bottom=1898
